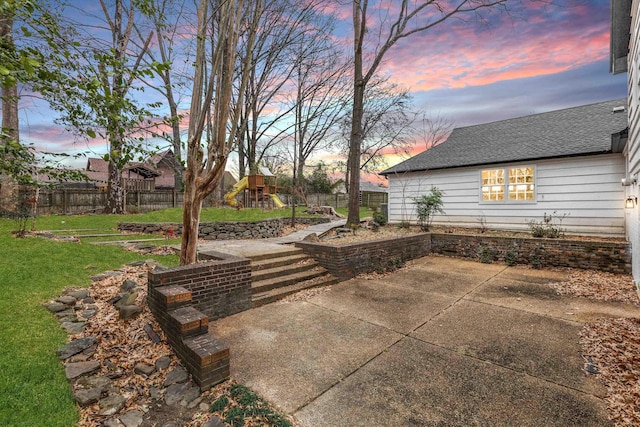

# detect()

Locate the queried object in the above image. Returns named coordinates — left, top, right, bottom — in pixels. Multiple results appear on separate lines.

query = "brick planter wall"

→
left=118, top=217, right=330, bottom=240
left=296, top=233, right=431, bottom=280
left=147, top=252, right=252, bottom=390
left=148, top=252, right=252, bottom=320
left=430, top=233, right=631, bottom=274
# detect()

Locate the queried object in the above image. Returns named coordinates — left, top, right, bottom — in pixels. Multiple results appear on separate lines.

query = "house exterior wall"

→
left=625, top=0, right=640, bottom=280
left=386, top=153, right=626, bottom=236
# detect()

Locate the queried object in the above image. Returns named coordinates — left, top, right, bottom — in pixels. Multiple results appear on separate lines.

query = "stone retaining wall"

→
left=119, top=217, right=330, bottom=240
left=296, top=233, right=431, bottom=280
left=430, top=233, right=631, bottom=274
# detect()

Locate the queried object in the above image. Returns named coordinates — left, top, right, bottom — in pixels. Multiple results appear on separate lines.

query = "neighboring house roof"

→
left=610, top=0, right=632, bottom=74
left=87, top=158, right=109, bottom=173
left=360, top=181, right=388, bottom=193
left=380, top=99, right=629, bottom=176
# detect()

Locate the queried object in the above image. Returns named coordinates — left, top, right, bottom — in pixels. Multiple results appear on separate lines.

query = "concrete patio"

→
left=209, top=256, right=640, bottom=426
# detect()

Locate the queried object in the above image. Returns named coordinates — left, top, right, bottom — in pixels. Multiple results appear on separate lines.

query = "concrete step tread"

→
left=252, top=274, right=339, bottom=307
left=251, top=253, right=311, bottom=271
left=251, top=266, right=328, bottom=294
left=251, top=260, right=318, bottom=282
left=246, top=248, right=304, bottom=262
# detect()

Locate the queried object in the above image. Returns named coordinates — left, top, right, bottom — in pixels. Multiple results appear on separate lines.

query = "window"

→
left=481, top=166, right=535, bottom=202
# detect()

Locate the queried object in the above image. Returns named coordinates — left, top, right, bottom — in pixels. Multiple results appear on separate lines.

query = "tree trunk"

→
left=0, top=10, right=18, bottom=212
left=180, top=181, right=202, bottom=265
left=168, top=99, right=183, bottom=190
left=105, top=158, right=125, bottom=214
left=347, top=1, right=365, bottom=227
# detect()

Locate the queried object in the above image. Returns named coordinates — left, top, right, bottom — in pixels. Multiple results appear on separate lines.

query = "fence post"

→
left=137, top=191, right=141, bottom=210
left=172, top=190, right=176, bottom=208
left=63, top=189, right=67, bottom=215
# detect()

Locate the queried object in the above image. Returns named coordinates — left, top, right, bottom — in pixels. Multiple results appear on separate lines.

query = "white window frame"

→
left=479, top=165, right=537, bottom=204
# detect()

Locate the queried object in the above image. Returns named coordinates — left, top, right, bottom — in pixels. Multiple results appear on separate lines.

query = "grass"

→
left=210, top=383, right=292, bottom=427
left=0, top=205, right=368, bottom=426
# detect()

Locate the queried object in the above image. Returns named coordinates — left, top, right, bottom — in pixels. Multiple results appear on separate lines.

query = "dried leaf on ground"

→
left=581, top=318, right=640, bottom=426
left=550, top=270, right=638, bottom=305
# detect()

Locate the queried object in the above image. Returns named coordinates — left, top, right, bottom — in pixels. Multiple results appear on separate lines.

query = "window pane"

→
left=508, top=167, right=534, bottom=200
left=482, top=169, right=505, bottom=201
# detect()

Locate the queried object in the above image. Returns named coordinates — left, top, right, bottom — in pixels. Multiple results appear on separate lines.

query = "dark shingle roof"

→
left=380, top=99, right=628, bottom=175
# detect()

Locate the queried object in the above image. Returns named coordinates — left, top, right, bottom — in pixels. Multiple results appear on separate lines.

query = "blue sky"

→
left=11, top=0, right=629, bottom=171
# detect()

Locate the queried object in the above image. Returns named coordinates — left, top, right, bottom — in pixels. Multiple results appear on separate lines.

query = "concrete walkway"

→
left=209, top=256, right=640, bottom=426
left=195, top=218, right=346, bottom=258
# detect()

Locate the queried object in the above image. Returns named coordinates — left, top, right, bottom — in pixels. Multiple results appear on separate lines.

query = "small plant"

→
left=477, top=213, right=488, bottom=233
left=505, top=248, right=518, bottom=266
left=478, top=245, right=494, bottom=264
left=372, top=209, right=387, bottom=226
left=530, top=245, right=546, bottom=269
left=376, top=257, right=405, bottom=273
left=412, top=187, right=445, bottom=231
left=398, top=221, right=411, bottom=229
left=526, top=211, right=567, bottom=239
left=210, top=395, right=230, bottom=412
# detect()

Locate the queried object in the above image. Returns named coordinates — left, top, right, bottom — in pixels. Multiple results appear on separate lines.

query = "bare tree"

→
left=181, top=0, right=263, bottom=265
left=416, top=110, right=453, bottom=150
left=347, top=0, right=509, bottom=226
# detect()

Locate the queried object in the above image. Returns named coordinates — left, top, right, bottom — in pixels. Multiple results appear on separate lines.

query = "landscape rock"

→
left=149, top=387, right=162, bottom=400
left=65, top=360, right=100, bottom=380
left=99, top=394, right=126, bottom=416
left=57, top=336, right=96, bottom=360
left=303, top=233, right=320, bottom=242
left=120, top=279, right=138, bottom=293
left=154, top=356, right=171, bottom=371
left=61, top=321, right=86, bottom=334
left=74, top=387, right=102, bottom=406
left=77, top=375, right=112, bottom=390
left=187, top=397, right=202, bottom=409
left=165, top=383, right=189, bottom=406
left=202, top=416, right=226, bottom=427
left=119, top=409, right=143, bottom=427
left=179, top=383, right=201, bottom=406
left=45, top=302, right=68, bottom=313
left=121, top=291, right=139, bottom=306
left=56, top=295, right=77, bottom=306
left=134, top=362, right=155, bottom=377
left=199, top=402, right=210, bottom=412
left=103, top=418, right=123, bottom=427
left=54, top=309, right=75, bottom=318
left=68, top=289, right=89, bottom=299
left=83, top=296, right=95, bottom=304
left=118, top=305, right=142, bottom=320
left=80, top=309, right=97, bottom=319
left=163, top=366, right=188, bottom=387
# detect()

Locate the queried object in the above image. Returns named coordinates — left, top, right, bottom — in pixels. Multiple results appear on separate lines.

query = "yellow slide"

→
left=269, top=193, right=286, bottom=208
left=224, top=176, right=248, bottom=207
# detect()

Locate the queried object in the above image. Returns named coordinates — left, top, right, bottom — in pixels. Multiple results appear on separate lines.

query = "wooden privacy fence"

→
left=31, top=189, right=183, bottom=215
left=20, top=188, right=387, bottom=215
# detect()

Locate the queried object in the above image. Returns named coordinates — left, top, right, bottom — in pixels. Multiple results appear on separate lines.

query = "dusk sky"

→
left=14, top=0, right=628, bottom=176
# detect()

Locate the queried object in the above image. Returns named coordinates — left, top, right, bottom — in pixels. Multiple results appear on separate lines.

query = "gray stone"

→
left=54, top=309, right=75, bottom=318
left=119, top=409, right=143, bottom=427
left=134, top=362, right=155, bottom=377
left=74, top=387, right=102, bottom=406
left=154, top=356, right=171, bottom=371
left=120, top=279, right=138, bottom=293
left=68, top=289, right=89, bottom=299
left=61, top=321, right=86, bottom=334
left=199, top=402, right=210, bottom=412
left=99, top=394, right=126, bottom=416
left=165, top=383, right=189, bottom=406
left=57, top=337, right=96, bottom=360
left=128, top=261, right=145, bottom=267
left=180, top=383, right=201, bottom=406
left=90, top=274, right=107, bottom=282
left=202, top=416, right=226, bottom=427
left=83, top=344, right=97, bottom=357
left=45, top=302, right=68, bottom=313
left=105, top=271, right=124, bottom=278
left=77, top=375, right=112, bottom=390
left=187, top=397, right=202, bottom=409
left=121, top=291, right=139, bottom=306
left=163, top=366, right=188, bottom=387
left=83, top=296, right=95, bottom=304
left=149, top=387, right=162, bottom=400
left=56, top=314, right=78, bottom=323
left=160, top=423, right=179, bottom=427
left=81, top=309, right=97, bottom=319
left=118, top=305, right=142, bottom=320
left=103, top=418, right=123, bottom=427
left=65, top=360, right=100, bottom=380
left=56, top=295, right=77, bottom=306
left=303, top=233, right=320, bottom=242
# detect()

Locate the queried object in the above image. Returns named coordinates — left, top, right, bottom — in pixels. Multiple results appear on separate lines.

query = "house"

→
left=611, top=0, right=640, bottom=279
left=85, top=158, right=160, bottom=191
left=380, top=99, right=629, bottom=236
left=147, top=149, right=181, bottom=189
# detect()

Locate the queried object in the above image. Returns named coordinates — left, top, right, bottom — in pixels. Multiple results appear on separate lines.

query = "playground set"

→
left=224, top=168, right=286, bottom=209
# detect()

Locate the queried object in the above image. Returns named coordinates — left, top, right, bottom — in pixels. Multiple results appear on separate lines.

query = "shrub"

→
left=373, top=210, right=387, bottom=226
left=412, top=187, right=445, bottom=231
left=526, top=211, right=567, bottom=239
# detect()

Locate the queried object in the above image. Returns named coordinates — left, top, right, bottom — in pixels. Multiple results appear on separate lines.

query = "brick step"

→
left=167, top=306, right=209, bottom=338
left=247, top=247, right=305, bottom=262
left=251, top=260, right=318, bottom=282
left=251, top=266, right=329, bottom=294
left=252, top=274, right=340, bottom=307
left=250, top=253, right=311, bottom=272
left=151, top=285, right=192, bottom=312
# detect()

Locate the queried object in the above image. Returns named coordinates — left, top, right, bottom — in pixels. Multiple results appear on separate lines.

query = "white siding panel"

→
left=387, top=154, right=625, bottom=236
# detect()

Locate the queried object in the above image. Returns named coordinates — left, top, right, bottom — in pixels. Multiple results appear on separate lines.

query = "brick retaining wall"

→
left=430, top=233, right=631, bottom=274
left=148, top=252, right=252, bottom=320
left=119, top=217, right=330, bottom=240
left=296, top=233, right=431, bottom=280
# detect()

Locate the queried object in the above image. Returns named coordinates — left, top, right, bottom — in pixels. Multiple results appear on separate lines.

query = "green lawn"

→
left=0, top=206, right=367, bottom=426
